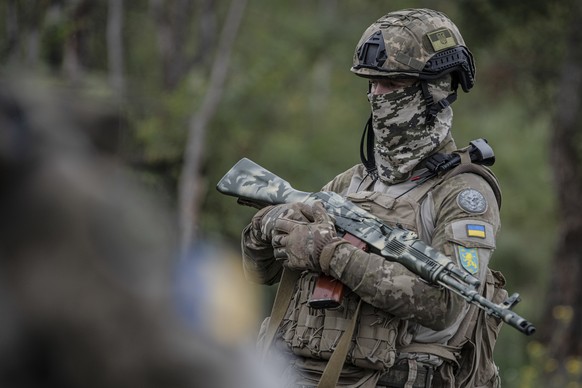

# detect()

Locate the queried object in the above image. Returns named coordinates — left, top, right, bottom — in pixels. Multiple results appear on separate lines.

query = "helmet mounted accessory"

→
left=420, top=40, right=475, bottom=124
left=356, top=31, right=388, bottom=71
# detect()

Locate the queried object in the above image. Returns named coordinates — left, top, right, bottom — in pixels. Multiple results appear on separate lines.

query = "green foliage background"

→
left=1, top=0, right=574, bottom=385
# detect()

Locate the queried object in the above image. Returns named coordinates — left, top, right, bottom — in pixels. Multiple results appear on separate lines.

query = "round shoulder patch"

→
left=457, top=188, right=488, bottom=214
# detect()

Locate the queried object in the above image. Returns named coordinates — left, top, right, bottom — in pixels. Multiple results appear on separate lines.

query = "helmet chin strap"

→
left=360, top=114, right=378, bottom=182
left=420, top=80, right=458, bottom=124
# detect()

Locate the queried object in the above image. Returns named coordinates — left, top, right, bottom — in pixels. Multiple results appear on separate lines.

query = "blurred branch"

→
left=178, top=0, right=248, bottom=255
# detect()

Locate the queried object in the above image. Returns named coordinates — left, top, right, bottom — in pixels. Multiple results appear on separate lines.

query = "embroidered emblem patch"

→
left=466, top=224, right=486, bottom=239
left=427, top=28, right=456, bottom=51
left=458, top=246, right=479, bottom=274
left=457, top=189, right=488, bottom=214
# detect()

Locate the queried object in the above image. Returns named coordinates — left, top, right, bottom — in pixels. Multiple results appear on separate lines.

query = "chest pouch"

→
left=280, top=272, right=404, bottom=371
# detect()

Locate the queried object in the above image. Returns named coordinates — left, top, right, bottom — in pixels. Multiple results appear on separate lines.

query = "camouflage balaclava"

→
left=369, top=76, right=454, bottom=184
left=351, top=9, right=476, bottom=184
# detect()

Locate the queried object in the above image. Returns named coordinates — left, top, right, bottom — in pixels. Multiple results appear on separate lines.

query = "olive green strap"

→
left=261, top=268, right=300, bottom=360
left=317, top=299, right=362, bottom=388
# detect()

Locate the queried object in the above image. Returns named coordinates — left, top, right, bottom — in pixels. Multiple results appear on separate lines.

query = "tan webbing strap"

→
left=458, top=148, right=472, bottom=165
left=405, top=359, right=418, bottom=388
left=261, top=268, right=300, bottom=360
left=398, top=343, right=460, bottom=368
left=317, top=299, right=363, bottom=388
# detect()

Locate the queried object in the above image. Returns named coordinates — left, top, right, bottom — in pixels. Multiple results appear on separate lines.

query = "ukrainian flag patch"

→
left=458, top=247, right=479, bottom=274
left=466, top=224, right=486, bottom=239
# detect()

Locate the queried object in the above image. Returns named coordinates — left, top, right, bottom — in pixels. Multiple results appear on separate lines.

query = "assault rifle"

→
left=216, top=158, right=536, bottom=336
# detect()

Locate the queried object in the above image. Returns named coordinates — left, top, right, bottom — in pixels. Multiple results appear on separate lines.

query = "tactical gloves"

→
left=272, top=201, right=341, bottom=272
left=246, top=201, right=344, bottom=273
left=242, top=202, right=318, bottom=284
left=249, top=202, right=315, bottom=245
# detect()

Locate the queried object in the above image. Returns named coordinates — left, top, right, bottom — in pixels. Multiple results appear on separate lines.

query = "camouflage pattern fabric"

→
left=370, top=77, right=453, bottom=184
left=321, top=163, right=500, bottom=335
left=241, top=222, right=283, bottom=286
left=239, top=158, right=502, bottom=385
left=221, top=158, right=472, bottom=287
left=351, top=8, right=469, bottom=80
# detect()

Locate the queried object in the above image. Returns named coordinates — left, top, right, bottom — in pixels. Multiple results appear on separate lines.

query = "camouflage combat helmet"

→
left=354, top=9, right=476, bottom=182
left=351, top=8, right=475, bottom=93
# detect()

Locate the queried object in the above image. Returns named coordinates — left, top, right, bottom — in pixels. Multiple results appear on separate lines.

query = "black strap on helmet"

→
left=420, top=81, right=458, bottom=125
left=419, top=45, right=475, bottom=124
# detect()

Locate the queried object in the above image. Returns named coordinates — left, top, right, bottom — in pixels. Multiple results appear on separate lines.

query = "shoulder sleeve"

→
left=429, top=172, right=501, bottom=283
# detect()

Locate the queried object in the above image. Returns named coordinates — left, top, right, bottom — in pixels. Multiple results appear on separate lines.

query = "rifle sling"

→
left=262, top=267, right=362, bottom=388
left=261, top=268, right=300, bottom=360
left=317, top=299, right=362, bottom=388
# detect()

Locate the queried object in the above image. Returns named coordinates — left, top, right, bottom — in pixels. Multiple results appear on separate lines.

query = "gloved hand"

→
left=271, top=201, right=341, bottom=272
left=249, top=202, right=314, bottom=245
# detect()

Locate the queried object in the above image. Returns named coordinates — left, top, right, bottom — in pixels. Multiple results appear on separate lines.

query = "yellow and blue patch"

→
left=458, top=247, right=479, bottom=274
left=466, top=224, right=486, bottom=239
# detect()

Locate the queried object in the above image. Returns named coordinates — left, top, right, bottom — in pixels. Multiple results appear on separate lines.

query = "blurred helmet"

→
left=351, top=8, right=475, bottom=93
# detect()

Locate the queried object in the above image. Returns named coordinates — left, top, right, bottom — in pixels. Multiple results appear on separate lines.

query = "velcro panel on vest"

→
left=447, top=219, right=496, bottom=249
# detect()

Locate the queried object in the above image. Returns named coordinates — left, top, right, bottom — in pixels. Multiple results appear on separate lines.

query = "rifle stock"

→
left=217, top=158, right=536, bottom=336
left=216, top=158, right=312, bottom=206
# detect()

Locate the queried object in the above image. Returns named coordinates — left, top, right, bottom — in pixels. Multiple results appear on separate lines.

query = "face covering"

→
left=368, top=78, right=454, bottom=184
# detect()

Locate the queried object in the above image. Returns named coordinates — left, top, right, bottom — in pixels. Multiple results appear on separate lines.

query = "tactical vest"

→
left=266, top=151, right=505, bottom=387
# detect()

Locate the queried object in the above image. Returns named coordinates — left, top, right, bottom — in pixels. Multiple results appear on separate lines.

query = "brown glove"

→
left=249, top=202, right=315, bottom=245
left=271, top=201, right=341, bottom=272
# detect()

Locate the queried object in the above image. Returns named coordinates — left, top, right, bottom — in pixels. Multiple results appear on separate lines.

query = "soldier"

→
left=242, top=8, right=505, bottom=388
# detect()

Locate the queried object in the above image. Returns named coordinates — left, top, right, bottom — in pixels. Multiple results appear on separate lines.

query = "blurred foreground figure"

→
left=0, top=76, right=273, bottom=388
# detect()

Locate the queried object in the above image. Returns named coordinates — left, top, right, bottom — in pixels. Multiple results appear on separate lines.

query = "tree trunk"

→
left=3, top=1, right=19, bottom=62
left=177, top=0, right=248, bottom=256
left=150, top=0, right=198, bottom=91
left=107, top=0, right=125, bottom=95
left=62, top=0, right=93, bottom=82
left=542, top=1, right=582, bottom=384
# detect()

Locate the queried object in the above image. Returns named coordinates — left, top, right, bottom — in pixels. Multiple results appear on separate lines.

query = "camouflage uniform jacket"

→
left=241, top=157, right=501, bottom=387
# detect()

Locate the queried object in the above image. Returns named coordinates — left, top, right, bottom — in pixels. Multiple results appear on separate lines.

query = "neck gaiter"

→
left=368, top=78, right=453, bottom=184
